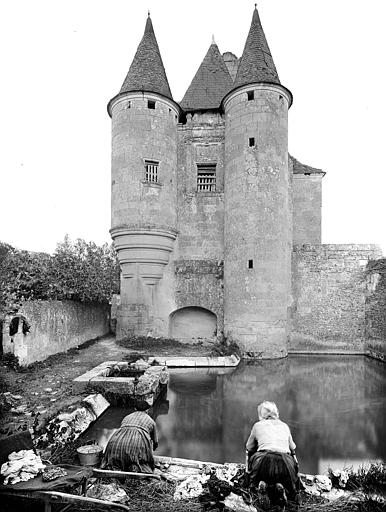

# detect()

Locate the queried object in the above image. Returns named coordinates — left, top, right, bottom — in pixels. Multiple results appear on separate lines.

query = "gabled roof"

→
left=290, top=155, right=325, bottom=176
left=234, top=6, right=280, bottom=89
left=180, top=41, right=233, bottom=112
left=119, top=15, right=173, bottom=100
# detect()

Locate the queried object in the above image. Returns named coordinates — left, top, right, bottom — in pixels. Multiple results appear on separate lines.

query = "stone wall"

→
left=291, top=244, right=383, bottom=350
left=177, top=113, right=225, bottom=260
left=365, top=258, right=386, bottom=360
left=292, top=174, right=323, bottom=244
left=223, top=84, right=291, bottom=358
left=110, top=93, right=178, bottom=230
left=174, top=259, right=224, bottom=336
left=2, top=300, right=111, bottom=366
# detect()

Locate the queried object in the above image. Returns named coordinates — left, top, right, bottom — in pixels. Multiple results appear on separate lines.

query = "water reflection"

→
left=83, top=356, right=386, bottom=474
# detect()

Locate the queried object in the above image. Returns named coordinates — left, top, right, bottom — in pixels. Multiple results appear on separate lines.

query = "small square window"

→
left=197, top=164, right=216, bottom=192
left=248, top=259, right=253, bottom=269
left=144, top=160, right=159, bottom=183
left=249, top=137, right=255, bottom=147
left=148, top=100, right=156, bottom=109
left=247, top=91, right=254, bottom=101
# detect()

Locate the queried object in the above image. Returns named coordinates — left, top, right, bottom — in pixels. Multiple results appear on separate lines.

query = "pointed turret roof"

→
left=180, top=41, right=233, bottom=112
left=119, top=14, right=173, bottom=100
left=234, top=6, right=280, bottom=88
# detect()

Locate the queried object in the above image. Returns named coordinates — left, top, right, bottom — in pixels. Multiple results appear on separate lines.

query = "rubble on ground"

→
left=34, top=394, right=109, bottom=450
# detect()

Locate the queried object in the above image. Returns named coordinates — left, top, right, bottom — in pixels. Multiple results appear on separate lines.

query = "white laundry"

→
left=1, top=449, right=45, bottom=485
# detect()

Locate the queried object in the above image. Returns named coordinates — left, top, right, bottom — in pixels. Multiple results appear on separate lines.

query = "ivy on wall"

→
left=0, top=236, right=120, bottom=318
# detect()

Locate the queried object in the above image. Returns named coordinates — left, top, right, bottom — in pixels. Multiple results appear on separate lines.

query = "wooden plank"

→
left=92, top=468, right=160, bottom=480
left=40, top=491, right=131, bottom=511
left=155, top=455, right=222, bottom=468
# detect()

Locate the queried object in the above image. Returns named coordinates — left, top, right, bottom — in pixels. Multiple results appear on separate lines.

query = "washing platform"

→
left=73, top=360, right=169, bottom=406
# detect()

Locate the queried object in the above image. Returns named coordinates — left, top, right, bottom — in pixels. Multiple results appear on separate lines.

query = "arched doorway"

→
left=169, top=306, right=217, bottom=340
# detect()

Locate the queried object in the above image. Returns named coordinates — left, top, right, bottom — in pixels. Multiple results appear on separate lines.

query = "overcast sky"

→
left=1, top=0, right=385, bottom=255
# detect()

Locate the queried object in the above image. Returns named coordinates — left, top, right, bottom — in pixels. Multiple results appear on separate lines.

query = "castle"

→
left=108, top=7, right=382, bottom=358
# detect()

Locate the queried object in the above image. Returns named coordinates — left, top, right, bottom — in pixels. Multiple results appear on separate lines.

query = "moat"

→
left=83, top=355, right=386, bottom=475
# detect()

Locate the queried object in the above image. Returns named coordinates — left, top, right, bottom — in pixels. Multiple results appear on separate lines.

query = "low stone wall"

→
left=2, top=300, right=111, bottom=366
left=291, top=244, right=383, bottom=350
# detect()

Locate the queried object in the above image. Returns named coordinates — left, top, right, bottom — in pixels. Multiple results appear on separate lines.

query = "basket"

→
left=76, top=444, right=103, bottom=466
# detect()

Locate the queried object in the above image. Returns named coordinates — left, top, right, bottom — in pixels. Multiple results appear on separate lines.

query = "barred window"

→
left=197, top=164, right=216, bottom=192
left=145, top=160, right=159, bottom=183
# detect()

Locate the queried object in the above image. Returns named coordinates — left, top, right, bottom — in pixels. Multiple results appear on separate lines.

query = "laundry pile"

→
left=173, top=464, right=246, bottom=503
left=1, top=449, right=45, bottom=485
left=173, top=473, right=210, bottom=500
left=86, top=481, right=129, bottom=503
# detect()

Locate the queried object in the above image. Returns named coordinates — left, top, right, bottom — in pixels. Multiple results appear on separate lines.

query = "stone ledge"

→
left=289, top=350, right=364, bottom=355
left=153, top=355, right=240, bottom=367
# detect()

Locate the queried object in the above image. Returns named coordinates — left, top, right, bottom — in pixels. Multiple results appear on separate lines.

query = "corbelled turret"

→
left=109, top=14, right=179, bottom=340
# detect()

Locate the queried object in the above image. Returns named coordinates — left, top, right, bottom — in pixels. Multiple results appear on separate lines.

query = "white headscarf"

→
left=257, top=401, right=279, bottom=420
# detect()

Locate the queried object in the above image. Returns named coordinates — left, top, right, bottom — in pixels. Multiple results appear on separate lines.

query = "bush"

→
left=209, top=335, right=241, bottom=357
left=0, top=352, right=20, bottom=371
left=0, top=237, right=120, bottom=317
left=49, top=236, right=120, bottom=303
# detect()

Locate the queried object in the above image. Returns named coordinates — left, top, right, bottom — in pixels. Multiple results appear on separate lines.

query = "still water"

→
left=83, top=355, right=386, bottom=475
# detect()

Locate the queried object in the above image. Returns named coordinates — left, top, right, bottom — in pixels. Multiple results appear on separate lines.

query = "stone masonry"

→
left=291, top=245, right=382, bottom=350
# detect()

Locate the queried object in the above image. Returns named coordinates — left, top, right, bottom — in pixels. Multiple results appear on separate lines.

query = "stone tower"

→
left=108, top=15, right=180, bottom=339
left=223, top=7, right=293, bottom=357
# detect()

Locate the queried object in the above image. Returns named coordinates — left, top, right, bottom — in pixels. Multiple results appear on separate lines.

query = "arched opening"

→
left=169, top=306, right=217, bottom=341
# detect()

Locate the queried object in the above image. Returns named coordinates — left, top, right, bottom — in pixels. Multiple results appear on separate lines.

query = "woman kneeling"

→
left=101, top=400, right=158, bottom=473
left=246, top=401, right=299, bottom=503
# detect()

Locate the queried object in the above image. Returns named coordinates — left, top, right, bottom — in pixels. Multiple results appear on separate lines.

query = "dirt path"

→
left=0, top=335, right=211, bottom=437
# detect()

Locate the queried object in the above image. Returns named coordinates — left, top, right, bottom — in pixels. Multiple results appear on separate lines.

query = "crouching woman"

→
left=101, top=400, right=158, bottom=473
left=246, top=401, right=299, bottom=502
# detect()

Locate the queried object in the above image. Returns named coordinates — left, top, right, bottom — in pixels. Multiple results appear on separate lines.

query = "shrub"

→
left=0, top=352, right=20, bottom=371
left=0, top=237, right=120, bottom=318
left=209, top=335, right=241, bottom=357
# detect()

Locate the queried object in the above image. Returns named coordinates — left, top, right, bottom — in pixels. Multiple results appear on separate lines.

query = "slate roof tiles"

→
left=234, top=6, right=280, bottom=89
left=180, top=42, right=233, bottom=112
left=290, top=155, right=325, bottom=175
left=119, top=15, right=173, bottom=100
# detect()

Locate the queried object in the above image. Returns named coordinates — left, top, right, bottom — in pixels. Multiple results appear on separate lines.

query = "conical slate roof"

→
left=234, top=6, right=280, bottom=88
left=180, top=41, right=233, bottom=111
left=120, top=15, right=173, bottom=99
